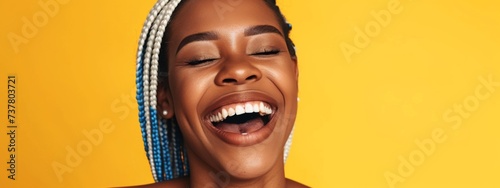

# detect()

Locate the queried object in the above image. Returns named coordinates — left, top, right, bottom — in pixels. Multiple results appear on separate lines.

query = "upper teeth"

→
left=209, top=101, right=273, bottom=123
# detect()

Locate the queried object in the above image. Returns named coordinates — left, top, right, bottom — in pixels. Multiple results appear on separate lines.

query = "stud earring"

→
left=297, top=97, right=300, bottom=102
left=162, top=110, right=168, bottom=116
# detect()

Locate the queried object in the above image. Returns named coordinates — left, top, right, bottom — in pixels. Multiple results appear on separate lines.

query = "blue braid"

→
left=160, top=119, right=168, bottom=181
left=150, top=108, right=163, bottom=180
left=165, top=119, right=173, bottom=179
left=172, top=121, right=180, bottom=177
left=183, top=145, right=190, bottom=176
left=174, top=123, right=184, bottom=176
left=136, top=50, right=150, bottom=162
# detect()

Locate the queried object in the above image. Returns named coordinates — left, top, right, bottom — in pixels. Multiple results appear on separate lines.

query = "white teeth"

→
left=235, top=105, right=245, bottom=115
left=209, top=101, right=273, bottom=123
left=228, top=108, right=235, bottom=117
left=222, top=108, right=228, bottom=119
left=259, top=103, right=273, bottom=115
left=245, top=103, right=253, bottom=113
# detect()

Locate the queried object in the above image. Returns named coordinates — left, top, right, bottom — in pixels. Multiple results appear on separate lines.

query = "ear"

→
left=157, top=81, right=175, bottom=119
left=292, top=56, right=299, bottom=81
left=291, top=56, right=299, bottom=97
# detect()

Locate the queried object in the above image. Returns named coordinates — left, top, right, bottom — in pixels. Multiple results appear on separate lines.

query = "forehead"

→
left=168, top=0, right=281, bottom=39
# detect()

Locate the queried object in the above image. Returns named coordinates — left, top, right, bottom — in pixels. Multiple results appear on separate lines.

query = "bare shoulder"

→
left=286, top=178, right=310, bottom=188
left=118, top=177, right=306, bottom=188
left=116, top=177, right=189, bottom=188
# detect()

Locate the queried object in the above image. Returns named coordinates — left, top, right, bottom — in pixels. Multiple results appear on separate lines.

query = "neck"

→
left=186, top=149, right=286, bottom=188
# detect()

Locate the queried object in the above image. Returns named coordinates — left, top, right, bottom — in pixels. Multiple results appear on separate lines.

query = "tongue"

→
left=215, top=117, right=264, bottom=134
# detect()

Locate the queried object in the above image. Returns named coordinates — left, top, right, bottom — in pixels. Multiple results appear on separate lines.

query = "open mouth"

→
left=208, top=101, right=274, bottom=135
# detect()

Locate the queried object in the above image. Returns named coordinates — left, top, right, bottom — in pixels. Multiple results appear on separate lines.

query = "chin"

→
left=218, top=147, right=284, bottom=180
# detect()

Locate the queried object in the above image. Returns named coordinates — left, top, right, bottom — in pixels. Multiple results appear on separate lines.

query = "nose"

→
left=215, top=59, right=262, bottom=86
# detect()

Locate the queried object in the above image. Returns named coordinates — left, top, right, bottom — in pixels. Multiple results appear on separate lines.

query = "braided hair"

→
left=136, top=0, right=296, bottom=182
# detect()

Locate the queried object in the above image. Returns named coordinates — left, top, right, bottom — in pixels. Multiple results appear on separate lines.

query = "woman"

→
left=133, top=0, right=306, bottom=187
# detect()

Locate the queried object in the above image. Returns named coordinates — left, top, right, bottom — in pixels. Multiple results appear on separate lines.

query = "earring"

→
left=162, top=110, right=168, bottom=116
left=297, top=97, right=300, bottom=102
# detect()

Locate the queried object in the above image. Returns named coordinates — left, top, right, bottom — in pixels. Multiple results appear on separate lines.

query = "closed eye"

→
left=251, top=49, right=281, bottom=56
left=186, top=58, right=218, bottom=66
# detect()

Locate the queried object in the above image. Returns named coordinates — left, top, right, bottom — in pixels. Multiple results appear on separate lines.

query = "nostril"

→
left=223, top=78, right=238, bottom=84
left=245, top=75, right=257, bottom=81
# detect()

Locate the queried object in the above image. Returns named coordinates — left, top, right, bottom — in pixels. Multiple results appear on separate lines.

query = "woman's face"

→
left=162, top=0, right=298, bottom=179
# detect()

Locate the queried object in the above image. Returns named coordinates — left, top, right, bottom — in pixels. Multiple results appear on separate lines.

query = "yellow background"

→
left=1, top=0, right=499, bottom=187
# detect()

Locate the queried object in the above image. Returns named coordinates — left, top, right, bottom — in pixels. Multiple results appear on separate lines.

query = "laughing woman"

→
left=132, top=0, right=306, bottom=187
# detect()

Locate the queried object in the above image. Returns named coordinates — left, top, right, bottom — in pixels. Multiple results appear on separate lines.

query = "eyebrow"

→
left=176, top=25, right=283, bottom=54
left=176, top=32, right=219, bottom=54
left=244, top=25, right=283, bottom=37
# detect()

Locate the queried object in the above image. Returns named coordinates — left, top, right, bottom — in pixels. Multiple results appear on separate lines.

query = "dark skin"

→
left=126, top=0, right=307, bottom=187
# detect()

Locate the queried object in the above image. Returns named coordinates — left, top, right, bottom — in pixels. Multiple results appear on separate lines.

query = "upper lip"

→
left=202, top=90, right=278, bottom=121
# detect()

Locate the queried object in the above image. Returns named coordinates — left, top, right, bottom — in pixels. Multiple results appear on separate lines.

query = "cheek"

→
left=168, top=70, right=219, bottom=157
left=169, top=69, right=215, bottom=115
left=263, top=61, right=298, bottom=95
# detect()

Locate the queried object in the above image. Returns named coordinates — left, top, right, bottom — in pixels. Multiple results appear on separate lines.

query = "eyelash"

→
left=252, top=48, right=281, bottom=56
left=185, top=48, right=281, bottom=66
left=186, top=58, right=218, bottom=66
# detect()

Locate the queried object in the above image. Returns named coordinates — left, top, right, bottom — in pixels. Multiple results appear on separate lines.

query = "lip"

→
left=202, top=91, right=279, bottom=146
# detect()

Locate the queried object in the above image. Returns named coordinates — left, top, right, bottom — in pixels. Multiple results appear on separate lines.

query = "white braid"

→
left=143, top=40, right=153, bottom=179
left=147, top=4, right=169, bottom=110
left=148, top=3, right=171, bottom=180
left=284, top=126, right=294, bottom=163
left=140, top=0, right=171, bottom=181
left=158, top=119, right=167, bottom=175
left=150, top=0, right=182, bottom=108
left=143, top=18, right=156, bottom=182
left=136, top=0, right=170, bottom=71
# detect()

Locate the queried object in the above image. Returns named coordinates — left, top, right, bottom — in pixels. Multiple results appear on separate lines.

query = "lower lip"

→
left=205, top=113, right=277, bottom=146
